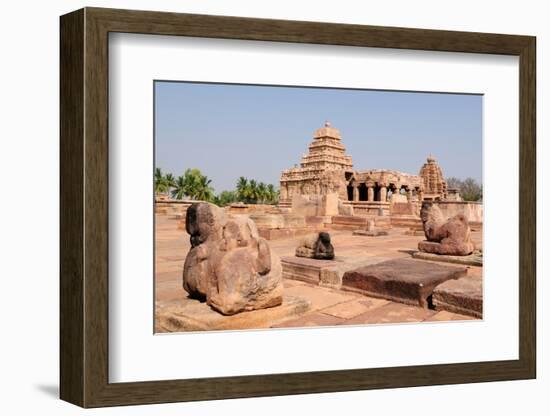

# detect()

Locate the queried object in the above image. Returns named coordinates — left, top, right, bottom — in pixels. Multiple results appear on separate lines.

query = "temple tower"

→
left=419, top=155, right=447, bottom=200
left=300, top=121, right=354, bottom=171
left=279, top=122, right=353, bottom=202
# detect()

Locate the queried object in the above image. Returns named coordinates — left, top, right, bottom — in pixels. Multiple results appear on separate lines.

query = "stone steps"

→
left=329, top=215, right=391, bottom=230
left=391, top=215, right=423, bottom=229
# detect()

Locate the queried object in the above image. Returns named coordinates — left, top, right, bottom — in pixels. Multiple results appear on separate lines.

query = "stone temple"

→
left=280, top=122, right=448, bottom=214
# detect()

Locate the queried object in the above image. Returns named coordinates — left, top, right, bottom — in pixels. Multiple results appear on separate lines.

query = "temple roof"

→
left=313, top=120, right=342, bottom=140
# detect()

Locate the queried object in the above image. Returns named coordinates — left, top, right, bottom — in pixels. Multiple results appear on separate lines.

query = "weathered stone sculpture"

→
left=418, top=203, right=474, bottom=256
left=182, top=203, right=283, bottom=315
left=295, top=232, right=335, bottom=260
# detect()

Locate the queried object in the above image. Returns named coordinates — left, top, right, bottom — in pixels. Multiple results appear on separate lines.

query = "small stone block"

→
left=281, top=256, right=341, bottom=284
left=433, top=274, right=482, bottom=318
left=342, top=258, right=467, bottom=308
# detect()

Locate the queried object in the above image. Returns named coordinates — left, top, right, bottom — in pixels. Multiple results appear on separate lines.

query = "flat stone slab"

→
left=281, top=255, right=389, bottom=288
left=352, top=229, right=389, bottom=237
left=433, top=274, right=482, bottom=318
left=342, top=258, right=467, bottom=308
left=155, top=295, right=311, bottom=332
left=412, top=250, right=483, bottom=266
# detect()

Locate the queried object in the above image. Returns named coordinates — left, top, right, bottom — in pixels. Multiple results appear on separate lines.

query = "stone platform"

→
left=433, top=274, right=483, bottom=318
left=342, top=258, right=467, bottom=308
left=281, top=255, right=389, bottom=289
left=156, top=295, right=311, bottom=332
left=412, top=250, right=483, bottom=267
left=330, top=215, right=391, bottom=230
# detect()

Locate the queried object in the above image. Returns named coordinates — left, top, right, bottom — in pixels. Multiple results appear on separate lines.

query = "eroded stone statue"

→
left=295, top=232, right=335, bottom=260
left=418, top=203, right=474, bottom=256
left=183, top=203, right=283, bottom=315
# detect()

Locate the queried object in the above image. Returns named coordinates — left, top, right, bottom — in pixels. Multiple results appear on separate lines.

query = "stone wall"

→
left=390, top=202, right=420, bottom=216
left=226, top=203, right=279, bottom=215
left=350, top=201, right=390, bottom=217
left=291, top=193, right=339, bottom=217
left=434, top=201, right=483, bottom=224
left=155, top=200, right=197, bottom=215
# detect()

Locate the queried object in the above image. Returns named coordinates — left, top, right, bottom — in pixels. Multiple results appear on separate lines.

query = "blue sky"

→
left=155, top=81, right=482, bottom=193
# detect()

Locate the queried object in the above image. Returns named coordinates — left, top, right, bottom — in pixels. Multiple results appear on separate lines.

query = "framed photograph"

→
left=60, top=7, right=536, bottom=408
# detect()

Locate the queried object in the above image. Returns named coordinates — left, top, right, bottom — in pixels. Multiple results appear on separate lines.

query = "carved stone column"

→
left=380, top=185, right=388, bottom=202
left=407, top=188, right=413, bottom=201
left=367, top=184, right=374, bottom=202
left=353, top=184, right=359, bottom=201
left=418, top=188, right=424, bottom=202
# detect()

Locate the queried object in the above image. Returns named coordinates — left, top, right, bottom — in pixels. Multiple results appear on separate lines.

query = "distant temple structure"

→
left=280, top=122, right=448, bottom=209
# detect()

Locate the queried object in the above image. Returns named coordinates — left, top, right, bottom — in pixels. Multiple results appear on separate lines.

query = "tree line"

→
left=155, top=168, right=279, bottom=206
left=445, top=177, right=483, bottom=201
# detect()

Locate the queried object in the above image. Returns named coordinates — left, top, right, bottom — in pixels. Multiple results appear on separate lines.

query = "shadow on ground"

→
left=35, top=384, right=58, bottom=399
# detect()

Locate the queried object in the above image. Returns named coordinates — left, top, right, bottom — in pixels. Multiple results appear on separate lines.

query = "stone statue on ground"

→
left=295, top=232, right=335, bottom=260
left=182, top=203, right=283, bottom=315
left=418, top=203, right=474, bottom=256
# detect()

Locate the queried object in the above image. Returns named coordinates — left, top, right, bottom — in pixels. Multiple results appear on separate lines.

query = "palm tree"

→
left=266, top=184, right=277, bottom=203
left=248, top=179, right=258, bottom=203
left=164, top=173, right=176, bottom=192
left=236, top=177, right=249, bottom=202
left=257, top=182, right=267, bottom=204
left=171, top=175, right=187, bottom=200
left=154, top=168, right=169, bottom=194
left=181, top=168, right=202, bottom=199
left=194, top=175, right=214, bottom=201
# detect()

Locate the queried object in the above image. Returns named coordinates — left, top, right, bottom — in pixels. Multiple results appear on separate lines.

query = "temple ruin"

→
left=280, top=122, right=449, bottom=213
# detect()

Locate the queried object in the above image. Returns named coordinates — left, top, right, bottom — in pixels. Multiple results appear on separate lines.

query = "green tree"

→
left=266, top=184, right=278, bottom=204
left=171, top=175, right=187, bottom=200
left=445, top=176, right=462, bottom=190
left=194, top=174, right=215, bottom=201
left=248, top=179, right=258, bottom=203
left=154, top=168, right=169, bottom=194
left=445, top=177, right=482, bottom=201
left=460, top=177, right=483, bottom=201
left=170, top=168, right=212, bottom=200
left=164, top=173, right=176, bottom=195
left=213, top=190, right=238, bottom=207
left=236, top=177, right=249, bottom=202
left=257, top=182, right=267, bottom=203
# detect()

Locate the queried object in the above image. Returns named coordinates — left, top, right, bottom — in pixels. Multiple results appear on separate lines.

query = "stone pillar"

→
left=407, top=188, right=413, bottom=201
left=418, top=188, right=424, bottom=201
left=379, top=185, right=387, bottom=202
left=353, top=185, right=359, bottom=201
left=367, top=186, right=374, bottom=202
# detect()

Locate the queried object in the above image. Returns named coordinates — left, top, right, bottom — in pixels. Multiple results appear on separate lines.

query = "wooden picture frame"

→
left=60, top=7, right=536, bottom=408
